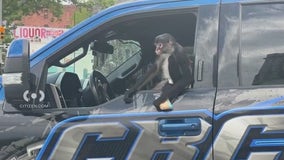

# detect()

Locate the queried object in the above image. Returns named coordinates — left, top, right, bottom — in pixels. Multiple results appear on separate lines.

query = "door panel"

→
left=215, top=2, right=284, bottom=160
left=37, top=112, right=213, bottom=160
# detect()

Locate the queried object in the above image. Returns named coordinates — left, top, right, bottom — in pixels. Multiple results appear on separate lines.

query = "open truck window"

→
left=43, top=11, right=197, bottom=109
left=2, top=9, right=197, bottom=112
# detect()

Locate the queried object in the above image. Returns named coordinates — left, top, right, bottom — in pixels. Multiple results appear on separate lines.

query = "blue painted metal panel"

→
left=37, top=96, right=284, bottom=159
left=221, top=0, right=284, bottom=4
left=6, top=39, right=27, bottom=58
left=251, top=139, right=284, bottom=147
left=0, top=76, right=3, bottom=101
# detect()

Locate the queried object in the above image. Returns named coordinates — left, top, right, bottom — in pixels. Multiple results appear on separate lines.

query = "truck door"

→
left=214, top=1, right=284, bottom=159
left=36, top=1, right=220, bottom=160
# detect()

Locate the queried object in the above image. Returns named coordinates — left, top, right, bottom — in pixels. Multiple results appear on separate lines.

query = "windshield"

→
left=48, top=39, right=141, bottom=80
left=94, top=39, right=141, bottom=76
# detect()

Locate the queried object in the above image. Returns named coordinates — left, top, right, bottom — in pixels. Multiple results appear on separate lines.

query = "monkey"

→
left=124, top=33, right=194, bottom=111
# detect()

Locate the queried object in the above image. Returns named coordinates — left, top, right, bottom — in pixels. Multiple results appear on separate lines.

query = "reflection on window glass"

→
left=48, top=39, right=141, bottom=82
left=96, top=39, right=141, bottom=76
left=241, top=3, right=284, bottom=86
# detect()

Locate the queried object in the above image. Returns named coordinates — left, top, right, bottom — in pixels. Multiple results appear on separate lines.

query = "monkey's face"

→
left=154, top=41, right=174, bottom=56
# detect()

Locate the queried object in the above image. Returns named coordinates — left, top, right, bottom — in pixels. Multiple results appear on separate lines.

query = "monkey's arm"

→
left=154, top=52, right=193, bottom=105
left=124, top=61, right=161, bottom=103
left=133, top=62, right=161, bottom=91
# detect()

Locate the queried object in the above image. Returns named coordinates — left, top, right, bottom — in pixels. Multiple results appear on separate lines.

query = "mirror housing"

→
left=2, top=39, right=33, bottom=107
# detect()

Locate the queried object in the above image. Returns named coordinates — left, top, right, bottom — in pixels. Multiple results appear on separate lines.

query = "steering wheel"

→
left=89, top=70, right=115, bottom=105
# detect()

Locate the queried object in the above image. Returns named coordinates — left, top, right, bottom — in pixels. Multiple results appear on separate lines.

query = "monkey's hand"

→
left=123, top=88, right=137, bottom=103
left=153, top=97, right=173, bottom=112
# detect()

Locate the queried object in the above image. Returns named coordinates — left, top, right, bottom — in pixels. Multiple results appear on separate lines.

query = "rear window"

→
left=240, top=3, right=284, bottom=86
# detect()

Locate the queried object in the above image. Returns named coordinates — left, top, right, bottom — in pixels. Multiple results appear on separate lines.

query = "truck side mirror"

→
left=2, top=39, right=33, bottom=108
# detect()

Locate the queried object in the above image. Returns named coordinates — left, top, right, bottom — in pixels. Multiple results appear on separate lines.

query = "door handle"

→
left=158, top=118, right=201, bottom=137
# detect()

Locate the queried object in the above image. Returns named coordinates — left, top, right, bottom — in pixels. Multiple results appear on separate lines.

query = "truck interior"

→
left=44, top=10, right=197, bottom=109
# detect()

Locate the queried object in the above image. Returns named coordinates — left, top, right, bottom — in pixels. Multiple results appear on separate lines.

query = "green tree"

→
left=94, top=0, right=116, bottom=11
left=2, top=0, right=118, bottom=42
left=3, top=0, right=64, bottom=43
left=4, top=0, right=65, bottom=23
left=73, top=1, right=95, bottom=26
left=3, top=0, right=117, bottom=26
left=73, top=0, right=116, bottom=26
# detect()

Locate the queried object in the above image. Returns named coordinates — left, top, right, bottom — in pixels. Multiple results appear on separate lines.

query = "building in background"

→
left=13, top=5, right=76, bottom=53
left=13, top=26, right=68, bottom=53
left=21, top=5, right=76, bottom=28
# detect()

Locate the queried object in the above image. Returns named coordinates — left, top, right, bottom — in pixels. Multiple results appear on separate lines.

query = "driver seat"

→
left=55, top=72, right=82, bottom=107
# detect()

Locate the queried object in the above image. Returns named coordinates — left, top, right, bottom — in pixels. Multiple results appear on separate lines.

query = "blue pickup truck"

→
left=1, top=0, right=284, bottom=159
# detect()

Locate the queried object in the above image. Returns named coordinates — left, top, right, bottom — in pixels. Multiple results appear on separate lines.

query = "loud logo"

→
left=23, top=90, right=45, bottom=102
left=37, top=113, right=284, bottom=160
